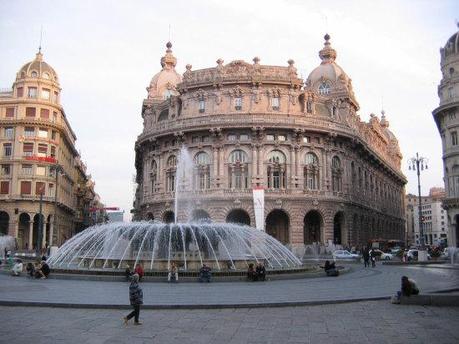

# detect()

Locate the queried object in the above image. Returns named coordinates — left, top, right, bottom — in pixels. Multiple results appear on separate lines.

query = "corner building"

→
left=0, top=50, right=99, bottom=249
left=433, top=25, right=459, bottom=248
left=134, top=36, right=406, bottom=254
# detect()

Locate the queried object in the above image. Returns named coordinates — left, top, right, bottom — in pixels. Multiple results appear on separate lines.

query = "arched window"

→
left=166, top=155, right=177, bottom=192
left=318, top=82, right=330, bottom=95
left=163, top=89, right=173, bottom=99
left=304, top=152, right=319, bottom=190
left=351, top=161, right=356, bottom=185
left=31, top=71, right=38, bottom=78
left=228, top=150, right=249, bottom=189
left=158, top=109, right=169, bottom=122
left=267, top=150, right=286, bottom=189
left=194, top=152, right=211, bottom=190
left=150, top=160, right=158, bottom=193
left=331, top=156, right=342, bottom=192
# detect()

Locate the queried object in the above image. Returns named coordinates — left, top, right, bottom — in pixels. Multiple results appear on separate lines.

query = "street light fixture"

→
left=408, top=152, right=428, bottom=255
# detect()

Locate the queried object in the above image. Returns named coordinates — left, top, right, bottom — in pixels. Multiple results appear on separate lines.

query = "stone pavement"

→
left=0, top=264, right=458, bottom=307
left=1, top=300, right=458, bottom=344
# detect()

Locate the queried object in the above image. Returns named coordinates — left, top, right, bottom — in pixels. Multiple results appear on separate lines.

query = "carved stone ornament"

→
left=312, top=200, right=319, bottom=206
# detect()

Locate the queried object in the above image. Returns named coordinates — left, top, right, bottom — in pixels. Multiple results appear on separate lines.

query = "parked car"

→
left=373, top=249, right=394, bottom=260
left=406, top=249, right=431, bottom=261
left=332, top=250, right=360, bottom=259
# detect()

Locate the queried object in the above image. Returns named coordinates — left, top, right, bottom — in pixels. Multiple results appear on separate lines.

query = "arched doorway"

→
left=333, top=212, right=345, bottom=245
left=266, top=209, right=289, bottom=244
left=33, top=214, right=44, bottom=250
left=303, top=210, right=322, bottom=244
left=163, top=211, right=175, bottom=224
left=18, top=213, right=30, bottom=250
left=191, top=209, right=211, bottom=223
left=0, top=211, right=9, bottom=235
left=145, top=212, right=154, bottom=221
left=226, top=209, right=250, bottom=226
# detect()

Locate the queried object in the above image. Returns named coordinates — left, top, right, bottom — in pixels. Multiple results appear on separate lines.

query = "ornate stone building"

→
left=0, top=49, right=100, bottom=249
left=433, top=25, right=459, bottom=248
left=134, top=35, right=406, bottom=253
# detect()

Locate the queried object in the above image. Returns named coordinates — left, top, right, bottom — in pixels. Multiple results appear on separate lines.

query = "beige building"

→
left=0, top=49, right=100, bottom=249
left=133, top=36, right=406, bottom=254
left=433, top=25, right=459, bottom=248
left=405, top=187, right=447, bottom=247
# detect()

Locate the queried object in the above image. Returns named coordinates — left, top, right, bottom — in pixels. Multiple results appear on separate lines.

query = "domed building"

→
left=134, top=37, right=406, bottom=254
left=0, top=49, right=100, bottom=249
left=433, top=25, right=459, bottom=248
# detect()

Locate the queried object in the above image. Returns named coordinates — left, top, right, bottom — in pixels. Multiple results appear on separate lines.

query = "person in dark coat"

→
left=247, top=263, right=256, bottom=281
left=35, top=260, right=50, bottom=279
left=123, top=273, right=143, bottom=325
left=362, top=248, right=370, bottom=268
left=400, top=276, right=419, bottom=296
left=255, top=262, right=266, bottom=281
left=323, top=260, right=339, bottom=276
left=199, top=264, right=212, bottom=282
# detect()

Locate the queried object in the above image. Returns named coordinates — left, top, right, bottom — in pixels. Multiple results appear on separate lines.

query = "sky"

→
left=0, top=0, right=458, bottom=220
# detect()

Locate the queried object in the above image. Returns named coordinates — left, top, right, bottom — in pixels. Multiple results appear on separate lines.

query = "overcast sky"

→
left=1, top=0, right=458, bottom=220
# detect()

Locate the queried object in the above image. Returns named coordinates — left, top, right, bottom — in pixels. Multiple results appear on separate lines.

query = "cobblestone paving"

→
left=1, top=300, right=458, bottom=344
left=0, top=264, right=458, bottom=306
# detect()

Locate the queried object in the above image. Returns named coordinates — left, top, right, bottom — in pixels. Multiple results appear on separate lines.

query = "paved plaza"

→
left=0, top=264, right=458, bottom=307
left=1, top=300, right=459, bottom=344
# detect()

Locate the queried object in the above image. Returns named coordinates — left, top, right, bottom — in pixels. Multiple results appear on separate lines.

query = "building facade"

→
left=0, top=50, right=100, bottom=249
left=433, top=25, right=459, bottom=248
left=406, top=187, right=448, bottom=247
left=133, top=36, right=406, bottom=254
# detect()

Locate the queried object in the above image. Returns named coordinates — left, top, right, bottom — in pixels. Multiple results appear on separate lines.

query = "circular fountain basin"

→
left=48, top=222, right=303, bottom=274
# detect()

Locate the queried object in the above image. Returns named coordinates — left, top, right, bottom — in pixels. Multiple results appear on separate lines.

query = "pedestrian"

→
left=199, top=264, right=212, bottom=282
left=168, top=262, right=178, bottom=282
left=255, top=262, right=266, bottom=281
left=26, top=262, right=35, bottom=278
left=11, top=259, right=23, bottom=276
left=123, top=273, right=143, bottom=325
left=370, top=249, right=376, bottom=267
left=247, top=263, right=256, bottom=281
left=35, top=260, right=50, bottom=279
left=362, top=247, right=370, bottom=268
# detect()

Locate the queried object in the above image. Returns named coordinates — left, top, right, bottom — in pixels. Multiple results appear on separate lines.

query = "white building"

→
left=107, top=211, right=124, bottom=223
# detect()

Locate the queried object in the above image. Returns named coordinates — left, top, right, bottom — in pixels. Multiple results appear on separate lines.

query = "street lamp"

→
left=408, top=153, right=428, bottom=253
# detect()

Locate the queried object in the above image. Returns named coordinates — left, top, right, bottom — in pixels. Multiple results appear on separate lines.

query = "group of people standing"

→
left=362, top=247, right=377, bottom=268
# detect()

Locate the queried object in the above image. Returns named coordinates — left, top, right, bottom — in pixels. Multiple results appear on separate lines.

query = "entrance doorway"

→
left=266, top=209, right=289, bottom=244
left=333, top=212, right=345, bottom=245
left=226, top=209, right=251, bottom=226
left=303, top=210, right=322, bottom=244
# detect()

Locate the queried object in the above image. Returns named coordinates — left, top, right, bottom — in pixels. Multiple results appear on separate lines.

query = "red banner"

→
left=25, top=156, right=57, bottom=163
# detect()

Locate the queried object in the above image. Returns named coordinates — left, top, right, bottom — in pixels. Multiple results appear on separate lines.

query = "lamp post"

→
left=408, top=153, right=428, bottom=254
left=51, top=163, right=64, bottom=247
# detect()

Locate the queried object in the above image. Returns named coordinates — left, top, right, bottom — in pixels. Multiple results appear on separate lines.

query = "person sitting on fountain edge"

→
left=35, top=260, right=50, bottom=279
left=323, top=260, right=339, bottom=277
left=247, top=263, right=256, bottom=281
left=168, top=262, right=178, bottom=282
left=199, top=264, right=212, bottom=283
left=255, top=262, right=266, bottom=281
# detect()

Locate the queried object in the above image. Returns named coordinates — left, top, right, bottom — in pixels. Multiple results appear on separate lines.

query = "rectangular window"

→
left=202, top=136, right=210, bottom=142
left=52, top=112, right=57, bottom=123
left=36, top=166, right=46, bottom=176
left=38, top=128, right=48, bottom=138
left=303, top=136, right=310, bottom=143
left=0, top=181, right=9, bottom=194
left=1, top=165, right=10, bottom=176
left=228, top=134, right=237, bottom=141
left=266, top=134, right=275, bottom=141
left=25, top=107, right=36, bottom=118
left=54, top=91, right=59, bottom=102
left=23, top=143, right=34, bottom=156
left=24, top=127, right=35, bottom=138
left=41, top=88, right=50, bottom=100
left=21, top=164, right=32, bottom=175
left=37, top=144, right=47, bottom=157
left=50, top=146, right=56, bottom=158
left=239, top=134, right=249, bottom=141
left=192, top=136, right=200, bottom=143
left=48, top=183, right=54, bottom=197
left=28, top=87, right=37, bottom=98
left=35, top=182, right=45, bottom=195
left=3, top=143, right=12, bottom=157
left=199, top=100, right=205, bottom=113
left=4, top=127, right=14, bottom=139
left=5, top=107, right=15, bottom=118
left=0, top=181, right=10, bottom=195
left=277, top=135, right=286, bottom=141
left=20, top=181, right=32, bottom=195
left=40, top=108, right=50, bottom=119
left=51, top=130, right=56, bottom=140
left=234, top=97, right=242, bottom=110
left=452, top=131, right=458, bottom=146
left=271, top=97, right=280, bottom=110
left=16, top=87, right=23, bottom=97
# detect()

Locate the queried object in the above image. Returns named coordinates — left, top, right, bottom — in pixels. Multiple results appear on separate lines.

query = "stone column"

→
left=49, top=220, right=54, bottom=246
left=251, top=144, right=257, bottom=183
left=42, top=221, right=47, bottom=249
left=28, top=220, right=33, bottom=250
left=290, top=146, right=295, bottom=189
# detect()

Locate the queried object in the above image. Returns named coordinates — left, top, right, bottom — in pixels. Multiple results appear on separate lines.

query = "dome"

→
left=16, top=50, right=59, bottom=82
left=443, top=25, right=459, bottom=57
left=306, top=34, right=350, bottom=89
left=147, top=42, right=182, bottom=100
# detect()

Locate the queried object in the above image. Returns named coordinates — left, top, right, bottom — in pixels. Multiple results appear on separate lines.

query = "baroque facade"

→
left=133, top=36, right=406, bottom=253
left=433, top=25, right=459, bottom=248
left=0, top=50, right=101, bottom=249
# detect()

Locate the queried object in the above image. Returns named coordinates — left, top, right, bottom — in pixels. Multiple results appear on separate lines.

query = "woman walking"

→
left=123, top=273, right=143, bottom=325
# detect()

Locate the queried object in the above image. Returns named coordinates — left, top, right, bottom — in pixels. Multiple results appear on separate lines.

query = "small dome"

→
left=306, top=34, right=350, bottom=89
left=16, top=50, right=59, bottom=82
left=147, top=42, right=182, bottom=100
left=443, top=28, right=459, bottom=57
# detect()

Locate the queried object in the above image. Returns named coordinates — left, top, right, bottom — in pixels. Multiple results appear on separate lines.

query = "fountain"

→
left=0, top=235, right=15, bottom=257
left=48, top=146, right=305, bottom=276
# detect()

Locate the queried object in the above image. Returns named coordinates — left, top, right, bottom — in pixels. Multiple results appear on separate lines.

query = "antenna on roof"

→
left=381, top=95, right=384, bottom=112
left=168, top=24, right=171, bottom=42
left=38, top=25, right=43, bottom=53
